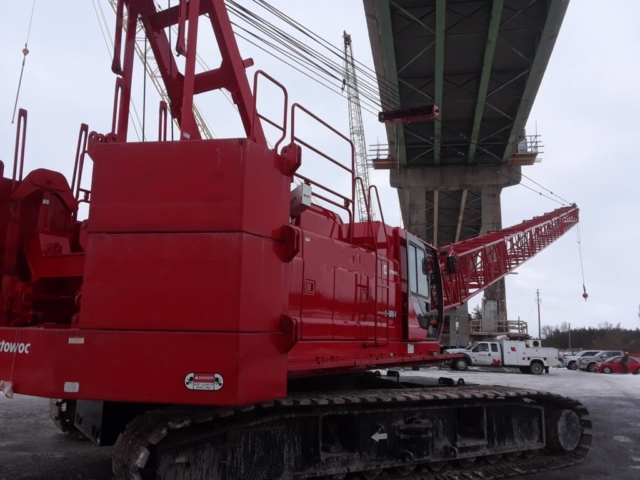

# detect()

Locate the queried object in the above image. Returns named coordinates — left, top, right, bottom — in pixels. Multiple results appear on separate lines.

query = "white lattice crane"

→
left=343, top=31, right=374, bottom=222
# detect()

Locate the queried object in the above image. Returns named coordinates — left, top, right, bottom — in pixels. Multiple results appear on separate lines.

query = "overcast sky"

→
left=0, top=1, right=639, bottom=337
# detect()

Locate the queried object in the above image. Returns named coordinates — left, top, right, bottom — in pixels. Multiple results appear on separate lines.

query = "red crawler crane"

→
left=0, top=1, right=589, bottom=479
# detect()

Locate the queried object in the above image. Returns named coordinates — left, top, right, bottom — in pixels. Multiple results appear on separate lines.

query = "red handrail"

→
left=158, top=101, right=168, bottom=141
left=252, top=70, right=288, bottom=151
left=290, top=103, right=356, bottom=241
left=12, top=108, right=28, bottom=190
left=367, top=185, right=390, bottom=248
left=71, top=124, right=89, bottom=207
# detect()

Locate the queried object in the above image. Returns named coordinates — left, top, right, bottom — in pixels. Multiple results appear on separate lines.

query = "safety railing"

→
left=469, top=319, right=529, bottom=336
left=158, top=101, right=169, bottom=141
left=367, top=185, right=390, bottom=248
left=71, top=124, right=91, bottom=212
left=70, top=124, right=93, bottom=211
left=288, top=105, right=392, bottom=346
left=252, top=70, right=288, bottom=151
left=12, top=108, right=28, bottom=191
left=290, top=103, right=355, bottom=242
left=111, top=77, right=125, bottom=140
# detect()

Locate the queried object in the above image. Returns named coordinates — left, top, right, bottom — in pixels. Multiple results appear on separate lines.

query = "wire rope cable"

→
left=11, top=0, right=38, bottom=123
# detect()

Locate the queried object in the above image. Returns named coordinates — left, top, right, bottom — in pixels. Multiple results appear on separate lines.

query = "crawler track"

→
left=112, top=385, right=592, bottom=480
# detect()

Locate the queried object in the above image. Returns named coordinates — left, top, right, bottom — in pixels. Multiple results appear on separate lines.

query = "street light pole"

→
left=536, top=289, right=542, bottom=339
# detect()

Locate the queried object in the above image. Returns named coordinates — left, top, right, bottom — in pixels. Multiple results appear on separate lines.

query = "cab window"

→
left=491, top=344, right=499, bottom=352
left=473, top=343, right=489, bottom=353
left=408, top=244, right=429, bottom=298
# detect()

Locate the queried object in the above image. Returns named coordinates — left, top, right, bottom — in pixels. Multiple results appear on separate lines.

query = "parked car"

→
left=579, top=350, right=624, bottom=372
left=593, top=356, right=640, bottom=374
left=563, top=350, right=602, bottom=370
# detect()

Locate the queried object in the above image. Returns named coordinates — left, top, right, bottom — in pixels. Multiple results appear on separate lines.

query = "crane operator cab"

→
left=405, top=233, right=443, bottom=339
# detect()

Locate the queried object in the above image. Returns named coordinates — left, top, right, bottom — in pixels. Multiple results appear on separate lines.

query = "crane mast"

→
left=343, top=32, right=374, bottom=222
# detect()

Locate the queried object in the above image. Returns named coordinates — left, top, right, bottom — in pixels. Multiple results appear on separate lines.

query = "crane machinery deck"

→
left=0, top=1, right=589, bottom=479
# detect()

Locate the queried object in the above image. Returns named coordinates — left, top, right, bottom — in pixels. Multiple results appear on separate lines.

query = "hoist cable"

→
left=229, top=20, right=382, bottom=116
left=232, top=29, right=379, bottom=118
left=227, top=1, right=400, bottom=110
left=252, top=0, right=403, bottom=107
left=432, top=120, right=573, bottom=205
left=11, top=0, right=37, bottom=123
left=576, top=223, right=588, bottom=301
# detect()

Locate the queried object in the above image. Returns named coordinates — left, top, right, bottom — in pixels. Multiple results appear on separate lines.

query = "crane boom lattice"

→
left=106, top=0, right=215, bottom=140
left=441, top=205, right=580, bottom=309
left=343, top=32, right=373, bottom=222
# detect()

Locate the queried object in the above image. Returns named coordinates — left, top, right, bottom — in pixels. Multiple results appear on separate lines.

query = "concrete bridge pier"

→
left=393, top=164, right=521, bottom=346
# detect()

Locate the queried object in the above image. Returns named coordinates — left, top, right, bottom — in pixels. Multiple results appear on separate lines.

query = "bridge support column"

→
left=392, top=165, right=521, bottom=341
left=442, top=304, right=469, bottom=348
left=480, top=185, right=507, bottom=326
left=407, top=186, right=427, bottom=240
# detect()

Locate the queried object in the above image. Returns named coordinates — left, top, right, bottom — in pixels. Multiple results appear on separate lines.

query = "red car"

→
left=593, top=356, right=640, bottom=374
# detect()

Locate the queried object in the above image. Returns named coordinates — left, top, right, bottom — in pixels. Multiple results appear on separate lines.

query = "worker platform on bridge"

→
left=364, top=0, right=569, bottom=343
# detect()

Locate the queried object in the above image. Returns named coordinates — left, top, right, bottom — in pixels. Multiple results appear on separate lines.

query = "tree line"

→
left=541, top=322, right=640, bottom=352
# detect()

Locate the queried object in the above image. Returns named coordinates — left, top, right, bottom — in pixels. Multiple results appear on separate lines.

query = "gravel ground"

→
left=1, top=368, right=639, bottom=479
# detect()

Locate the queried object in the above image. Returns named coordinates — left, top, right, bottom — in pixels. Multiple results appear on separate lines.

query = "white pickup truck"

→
left=445, top=336, right=560, bottom=375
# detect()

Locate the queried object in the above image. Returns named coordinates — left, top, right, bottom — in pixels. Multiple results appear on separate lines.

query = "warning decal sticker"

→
left=184, top=372, right=224, bottom=391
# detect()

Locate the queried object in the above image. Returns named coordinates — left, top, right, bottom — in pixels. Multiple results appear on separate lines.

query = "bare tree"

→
left=541, top=325, right=554, bottom=339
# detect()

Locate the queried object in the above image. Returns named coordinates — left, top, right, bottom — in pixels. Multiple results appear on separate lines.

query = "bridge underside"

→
left=364, top=0, right=569, bottom=343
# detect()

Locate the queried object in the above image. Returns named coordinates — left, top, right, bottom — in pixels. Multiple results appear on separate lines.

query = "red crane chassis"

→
left=0, top=1, right=590, bottom=479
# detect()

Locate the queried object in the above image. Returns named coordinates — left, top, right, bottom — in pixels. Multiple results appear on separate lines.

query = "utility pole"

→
left=568, top=322, right=571, bottom=350
left=536, top=289, right=542, bottom=339
left=343, top=31, right=373, bottom=222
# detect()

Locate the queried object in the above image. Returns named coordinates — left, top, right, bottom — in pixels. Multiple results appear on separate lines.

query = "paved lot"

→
left=408, top=367, right=640, bottom=480
left=1, top=368, right=639, bottom=479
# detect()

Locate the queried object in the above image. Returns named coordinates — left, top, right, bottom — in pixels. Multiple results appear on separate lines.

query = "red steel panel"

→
left=0, top=328, right=286, bottom=405
left=81, top=232, right=285, bottom=332
left=87, top=139, right=289, bottom=237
